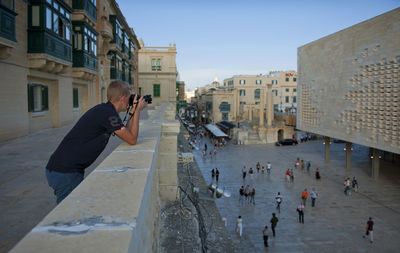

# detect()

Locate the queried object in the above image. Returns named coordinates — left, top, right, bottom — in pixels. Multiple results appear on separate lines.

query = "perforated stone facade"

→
left=297, top=8, right=400, bottom=154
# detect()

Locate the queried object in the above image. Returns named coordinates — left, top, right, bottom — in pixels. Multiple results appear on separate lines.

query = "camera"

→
left=129, top=94, right=152, bottom=105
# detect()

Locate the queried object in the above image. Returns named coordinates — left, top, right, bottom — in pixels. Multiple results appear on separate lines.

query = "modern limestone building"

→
left=0, top=0, right=140, bottom=142
left=138, top=40, right=178, bottom=106
left=297, top=8, right=400, bottom=177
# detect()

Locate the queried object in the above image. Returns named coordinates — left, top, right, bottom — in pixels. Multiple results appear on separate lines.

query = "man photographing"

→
left=45, top=81, right=147, bottom=204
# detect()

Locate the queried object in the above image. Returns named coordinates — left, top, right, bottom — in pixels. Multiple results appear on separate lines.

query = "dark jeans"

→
left=46, top=169, right=84, bottom=204
left=271, top=225, right=276, bottom=236
left=298, top=211, right=304, bottom=223
left=311, top=198, right=316, bottom=207
left=263, top=235, right=269, bottom=247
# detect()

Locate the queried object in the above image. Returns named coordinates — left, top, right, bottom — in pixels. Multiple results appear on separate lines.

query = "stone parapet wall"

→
left=11, top=103, right=179, bottom=253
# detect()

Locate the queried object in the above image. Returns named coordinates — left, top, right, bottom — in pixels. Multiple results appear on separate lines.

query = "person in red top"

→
left=285, top=169, right=290, bottom=182
left=301, top=189, right=309, bottom=205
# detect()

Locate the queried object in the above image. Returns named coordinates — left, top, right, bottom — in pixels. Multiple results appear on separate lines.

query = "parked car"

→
left=276, top=139, right=298, bottom=146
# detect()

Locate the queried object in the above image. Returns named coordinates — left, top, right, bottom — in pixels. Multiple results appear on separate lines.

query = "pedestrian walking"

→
left=352, top=176, right=359, bottom=192
left=239, top=186, right=244, bottom=205
left=216, top=168, right=220, bottom=183
left=211, top=168, right=215, bottom=181
left=270, top=213, right=279, bottom=237
left=310, top=187, right=318, bottom=207
left=276, top=192, right=282, bottom=212
left=315, top=168, right=321, bottom=180
left=204, top=143, right=207, bottom=152
left=236, top=216, right=243, bottom=238
left=363, top=217, right=374, bottom=243
left=261, top=166, right=265, bottom=174
left=213, top=148, right=217, bottom=157
left=262, top=226, right=269, bottom=247
left=249, top=188, right=256, bottom=205
left=306, top=160, right=311, bottom=171
left=290, top=169, right=294, bottom=183
left=242, top=166, right=247, bottom=180
left=301, top=188, right=308, bottom=206
left=256, top=162, right=261, bottom=173
left=244, top=185, right=250, bottom=203
left=297, top=203, right=305, bottom=223
left=301, top=160, right=305, bottom=171
left=249, top=167, right=254, bottom=181
left=267, top=161, right=271, bottom=174
left=295, top=158, right=300, bottom=169
left=285, top=169, right=290, bottom=182
left=344, top=178, right=351, bottom=195
left=209, top=150, right=213, bottom=159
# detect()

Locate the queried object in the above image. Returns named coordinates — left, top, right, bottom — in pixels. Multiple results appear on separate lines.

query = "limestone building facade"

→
left=138, top=41, right=178, bottom=106
left=0, top=0, right=140, bottom=142
left=297, top=8, right=400, bottom=160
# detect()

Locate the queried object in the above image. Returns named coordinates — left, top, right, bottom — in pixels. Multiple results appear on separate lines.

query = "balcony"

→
left=28, top=30, right=72, bottom=63
left=72, top=0, right=97, bottom=24
left=110, top=68, right=123, bottom=81
left=72, top=51, right=97, bottom=80
left=0, top=4, right=17, bottom=42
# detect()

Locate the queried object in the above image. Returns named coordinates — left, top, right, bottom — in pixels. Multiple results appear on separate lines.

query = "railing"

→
left=11, top=103, right=180, bottom=253
left=28, top=30, right=72, bottom=62
left=73, top=51, right=97, bottom=71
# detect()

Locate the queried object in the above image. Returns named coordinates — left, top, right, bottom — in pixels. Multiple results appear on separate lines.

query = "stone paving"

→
left=193, top=137, right=400, bottom=253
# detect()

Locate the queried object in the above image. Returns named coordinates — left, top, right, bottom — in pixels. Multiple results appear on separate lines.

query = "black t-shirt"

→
left=46, top=102, right=124, bottom=174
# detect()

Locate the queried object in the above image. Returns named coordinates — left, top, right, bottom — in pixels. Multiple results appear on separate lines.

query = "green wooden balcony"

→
left=73, top=51, right=97, bottom=71
left=28, top=30, right=72, bottom=62
left=72, top=0, right=97, bottom=22
left=0, top=4, right=17, bottom=42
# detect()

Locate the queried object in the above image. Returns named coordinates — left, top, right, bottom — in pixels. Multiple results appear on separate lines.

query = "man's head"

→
left=107, top=81, right=131, bottom=112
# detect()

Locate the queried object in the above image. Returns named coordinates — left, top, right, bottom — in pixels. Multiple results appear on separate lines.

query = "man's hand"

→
left=130, top=96, right=147, bottom=114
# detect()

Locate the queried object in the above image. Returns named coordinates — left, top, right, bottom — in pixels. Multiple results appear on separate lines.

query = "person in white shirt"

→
left=236, top=216, right=243, bottom=237
left=267, top=162, right=272, bottom=174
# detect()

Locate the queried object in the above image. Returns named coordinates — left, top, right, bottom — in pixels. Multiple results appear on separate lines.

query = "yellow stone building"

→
left=138, top=40, right=178, bottom=106
left=0, top=0, right=140, bottom=142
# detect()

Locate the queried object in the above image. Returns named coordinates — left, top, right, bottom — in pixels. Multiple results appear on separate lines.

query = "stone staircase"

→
left=247, top=131, right=265, bottom=144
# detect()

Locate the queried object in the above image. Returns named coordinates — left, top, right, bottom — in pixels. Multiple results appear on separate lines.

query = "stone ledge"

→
left=11, top=103, right=179, bottom=253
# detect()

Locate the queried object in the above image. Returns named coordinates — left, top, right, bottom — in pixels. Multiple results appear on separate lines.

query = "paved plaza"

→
left=193, top=138, right=400, bottom=253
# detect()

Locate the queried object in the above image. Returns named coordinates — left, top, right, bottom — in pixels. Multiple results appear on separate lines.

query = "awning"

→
left=216, top=121, right=236, bottom=131
left=205, top=124, right=228, bottom=138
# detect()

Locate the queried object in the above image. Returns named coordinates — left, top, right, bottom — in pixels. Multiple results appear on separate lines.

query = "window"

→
left=219, top=102, right=230, bottom=112
left=32, top=6, right=40, bottom=26
left=256, top=80, right=262, bottom=85
left=28, top=84, right=49, bottom=112
left=285, top=96, right=289, bottom=103
left=153, top=84, right=160, bottom=97
left=139, top=87, right=142, bottom=95
left=285, top=77, right=289, bottom=82
left=151, top=58, right=161, bottom=71
left=293, top=77, right=297, bottom=82
left=254, top=89, right=260, bottom=99
left=272, top=89, right=278, bottom=96
left=255, top=102, right=260, bottom=105
left=222, top=113, right=228, bottom=121
left=46, top=8, right=52, bottom=29
left=44, top=0, right=71, bottom=41
left=272, top=80, right=278, bottom=85
left=285, top=88, right=289, bottom=92
left=240, top=101, right=246, bottom=105
left=293, top=96, right=297, bottom=103
left=239, top=80, right=245, bottom=85
left=239, top=89, right=246, bottom=96
left=293, top=88, right=297, bottom=92
left=73, top=88, right=79, bottom=108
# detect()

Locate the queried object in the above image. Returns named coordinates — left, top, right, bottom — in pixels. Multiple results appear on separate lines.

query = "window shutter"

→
left=28, top=84, right=34, bottom=112
left=41, top=86, right=49, bottom=110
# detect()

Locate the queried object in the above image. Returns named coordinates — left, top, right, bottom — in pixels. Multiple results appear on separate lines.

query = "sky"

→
left=117, top=0, right=399, bottom=91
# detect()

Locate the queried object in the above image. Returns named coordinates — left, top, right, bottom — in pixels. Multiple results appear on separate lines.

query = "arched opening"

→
left=278, top=129, right=284, bottom=141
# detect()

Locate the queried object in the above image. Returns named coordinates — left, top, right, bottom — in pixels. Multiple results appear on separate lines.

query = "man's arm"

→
left=115, top=97, right=147, bottom=145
